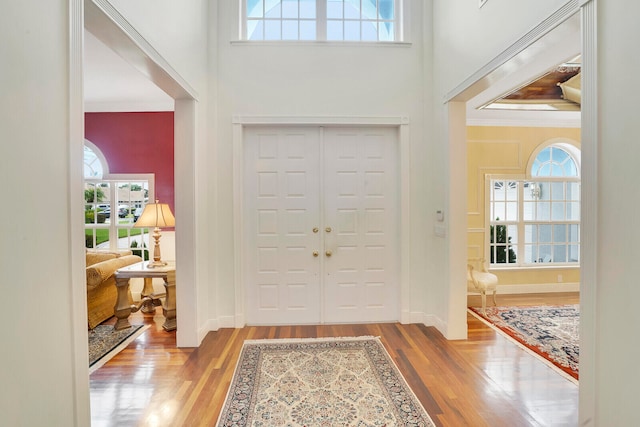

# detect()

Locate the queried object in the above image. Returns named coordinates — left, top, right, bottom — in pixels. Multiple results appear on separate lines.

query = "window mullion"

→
left=317, top=0, right=327, bottom=40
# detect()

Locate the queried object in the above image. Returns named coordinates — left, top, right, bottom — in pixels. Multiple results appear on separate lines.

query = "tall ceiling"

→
left=84, top=13, right=581, bottom=126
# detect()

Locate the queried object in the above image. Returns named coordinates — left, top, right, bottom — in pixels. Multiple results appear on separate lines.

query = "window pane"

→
left=569, top=244, right=579, bottom=262
left=551, top=202, right=565, bottom=221
left=344, top=20, right=360, bottom=40
left=327, top=20, right=343, bottom=40
left=526, top=224, right=537, bottom=243
left=539, top=182, right=550, bottom=200
left=568, top=202, right=580, bottom=220
left=507, top=225, right=518, bottom=244
left=248, top=0, right=265, bottom=17
left=247, top=20, right=262, bottom=39
left=567, top=182, right=580, bottom=200
left=265, top=0, right=282, bottom=18
left=492, top=203, right=505, bottom=222
left=344, top=3, right=360, bottom=19
left=506, top=202, right=518, bottom=221
left=362, top=21, right=377, bottom=41
left=569, top=224, right=579, bottom=242
left=564, top=160, right=578, bottom=176
left=554, top=245, right=567, bottom=262
left=379, top=22, right=394, bottom=41
left=539, top=225, right=552, bottom=243
left=523, top=201, right=535, bottom=221
left=327, top=0, right=343, bottom=18
left=524, top=244, right=535, bottom=263
left=379, top=0, right=394, bottom=19
left=553, top=224, right=566, bottom=242
left=537, top=202, right=550, bottom=220
left=282, top=19, right=299, bottom=39
left=282, top=0, right=298, bottom=18
left=300, top=0, right=316, bottom=18
left=299, top=20, right=316, bottom=39
left=538, top=245, right=552, bottom=262
left=551, top=182, right=564, bottom=199
left=265, top=20, right=281, bottom=39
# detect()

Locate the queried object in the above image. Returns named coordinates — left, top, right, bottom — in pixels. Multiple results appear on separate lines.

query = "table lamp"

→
left=133, top=200, right=175, bottom=267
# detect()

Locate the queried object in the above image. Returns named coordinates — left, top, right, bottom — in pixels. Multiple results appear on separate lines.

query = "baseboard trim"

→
left=493, top=282, right=580, bottom=294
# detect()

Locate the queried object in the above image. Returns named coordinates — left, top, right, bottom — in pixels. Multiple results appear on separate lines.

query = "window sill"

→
left=230, top=40, right=412, bottom=48
left=489, top=264, right=580, bottom=272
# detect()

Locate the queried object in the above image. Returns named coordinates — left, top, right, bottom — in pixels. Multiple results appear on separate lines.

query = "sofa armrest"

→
left=86, top=254, right=143, bottom=290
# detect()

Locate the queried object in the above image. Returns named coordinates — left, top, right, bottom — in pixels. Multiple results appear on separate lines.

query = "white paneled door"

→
left=244, top=126, right=399, bottom=325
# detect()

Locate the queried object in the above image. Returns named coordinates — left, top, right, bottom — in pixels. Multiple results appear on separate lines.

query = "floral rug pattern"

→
left=217, top=337, right=435, bottom=427
left=469, top=305, right=579, bottom=381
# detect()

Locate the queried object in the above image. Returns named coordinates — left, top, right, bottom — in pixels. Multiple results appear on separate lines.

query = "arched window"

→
left=489, top=142, right=581, bottom=267
left=84, top=140, right=108, bottom=179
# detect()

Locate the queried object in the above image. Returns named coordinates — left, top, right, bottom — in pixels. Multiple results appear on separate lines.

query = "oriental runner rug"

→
left=88, top=324, right=149, bottom=374
left=217, top=336, right=435, bottom=427
left=468, top=305, right=579, bottom=382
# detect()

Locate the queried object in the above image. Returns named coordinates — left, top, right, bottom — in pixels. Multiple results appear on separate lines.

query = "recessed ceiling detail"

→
left=480, top=56, right=581, bottom=112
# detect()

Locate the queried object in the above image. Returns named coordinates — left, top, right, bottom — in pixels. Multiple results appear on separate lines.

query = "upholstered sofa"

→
left=86, top=249, right=142, bottom=329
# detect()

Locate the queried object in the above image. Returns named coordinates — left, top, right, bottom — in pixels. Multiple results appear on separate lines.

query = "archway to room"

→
left=445, top=2, right=597, bottom=425
left=82, top=1, right=200, bottom=346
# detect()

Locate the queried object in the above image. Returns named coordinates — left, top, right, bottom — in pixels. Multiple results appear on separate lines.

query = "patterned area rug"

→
left=88, top=324, right=149, bottom=374
left=468, top=305, right=579, bottom=382
left=217, top=336, right=435, bottom=426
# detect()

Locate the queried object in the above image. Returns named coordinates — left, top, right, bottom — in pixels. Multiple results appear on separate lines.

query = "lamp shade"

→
left=134, top=201, right=175, bottom=228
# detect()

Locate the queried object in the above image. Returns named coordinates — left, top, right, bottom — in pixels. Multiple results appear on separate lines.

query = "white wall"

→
left=433, top=0, right=570, bottom=95
left=0, top=1, right=83, bottom=425
left=595, top=1, right=640, bottom=424
left=212, top=0, right=436, bottom=326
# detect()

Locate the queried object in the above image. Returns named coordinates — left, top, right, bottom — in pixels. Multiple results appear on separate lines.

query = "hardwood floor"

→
left=90, top=293, right=579, bottom=426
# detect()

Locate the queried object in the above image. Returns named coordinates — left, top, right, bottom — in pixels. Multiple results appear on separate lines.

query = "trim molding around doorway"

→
left=231, top=116, right=412, bottom=327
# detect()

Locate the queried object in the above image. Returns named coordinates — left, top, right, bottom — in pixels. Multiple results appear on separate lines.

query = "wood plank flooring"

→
left=90, top=293, right=579, bottom=426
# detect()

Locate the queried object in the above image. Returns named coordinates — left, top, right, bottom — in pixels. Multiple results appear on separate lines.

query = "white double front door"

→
left=244, top=126, right=399, bottom=325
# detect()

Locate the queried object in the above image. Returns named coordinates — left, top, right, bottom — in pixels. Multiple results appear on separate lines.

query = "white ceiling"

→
left=84, top=30, right=174, bottom=112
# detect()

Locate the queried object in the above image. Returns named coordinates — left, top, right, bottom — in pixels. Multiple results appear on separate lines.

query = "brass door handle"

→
left=325, top=250, right=332, bottom=257
left=313, top=251, right=319, bottom=257
left=325, top=227, right=332, bottom=233
left=313, top=227, right=319, bottom=233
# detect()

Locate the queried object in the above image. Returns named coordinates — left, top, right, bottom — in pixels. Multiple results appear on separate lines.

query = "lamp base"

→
left=146, top=260, right=168, bottom=268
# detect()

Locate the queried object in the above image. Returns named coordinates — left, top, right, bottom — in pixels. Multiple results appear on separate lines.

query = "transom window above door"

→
left=242, top=0, right=401, bottom=42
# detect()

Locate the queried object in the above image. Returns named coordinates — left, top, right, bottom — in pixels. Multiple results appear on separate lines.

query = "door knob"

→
left=325, top=250, right=332, bottom=257
left=325, top=227, right=332, bottom=233
left=313, top=227, right=319, bottom=233
left=312, top=251, right=319, bottom=257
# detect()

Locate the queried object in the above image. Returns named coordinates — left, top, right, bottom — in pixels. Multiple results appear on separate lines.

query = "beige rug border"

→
left=467, top=308, right=578, bottom=385
left=89, top=324, right=150, bottom=374
left=217, top=335, right=436, bottom=427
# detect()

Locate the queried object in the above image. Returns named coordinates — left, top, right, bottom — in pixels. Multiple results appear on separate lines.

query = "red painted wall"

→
left=85, top=112, right=174, bottom=214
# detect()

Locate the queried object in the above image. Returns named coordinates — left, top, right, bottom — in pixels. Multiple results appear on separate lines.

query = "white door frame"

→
left=232, top=116, right=411, bottom=327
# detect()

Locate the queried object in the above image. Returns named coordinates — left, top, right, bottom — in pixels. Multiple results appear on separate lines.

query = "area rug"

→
left=217, top=336, right=435, bottom=427
left=468, top=305, right=579, bottom=382
left=88, top=324, right=149, bottom=374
